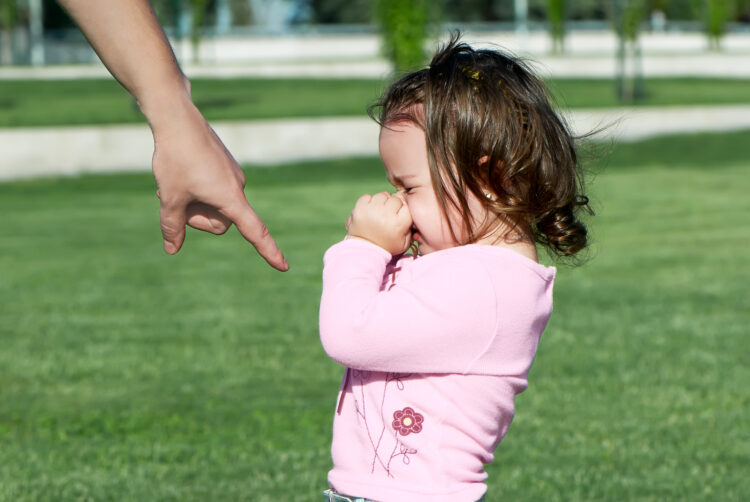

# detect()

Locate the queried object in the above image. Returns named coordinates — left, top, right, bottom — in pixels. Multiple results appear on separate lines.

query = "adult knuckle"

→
left=212, top=221, right=230, bottom=235
left=251, top=221, right=271, bottom=241
left=160, top=217, right=180, bottom=234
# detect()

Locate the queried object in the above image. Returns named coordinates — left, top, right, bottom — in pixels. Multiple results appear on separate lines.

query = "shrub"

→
left=547, top=0, right=565, bottom=53
left=376, top=0, right=430, bottom=73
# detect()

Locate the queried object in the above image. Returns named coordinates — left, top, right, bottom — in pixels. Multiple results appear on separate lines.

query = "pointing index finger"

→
left=223, top=196, right=289, bottom=272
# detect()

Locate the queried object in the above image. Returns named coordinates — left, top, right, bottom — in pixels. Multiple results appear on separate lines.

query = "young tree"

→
left=705, top=0, right=731, bottom=50
left=376, top=0, right=430, bottom=73
left=546, top=0, right=565, bottom=53
left=0, top=0, right=18, bottom=65
left=189, top=0, right=211, bottom=63
left=614, top=0, right=646, bottom=103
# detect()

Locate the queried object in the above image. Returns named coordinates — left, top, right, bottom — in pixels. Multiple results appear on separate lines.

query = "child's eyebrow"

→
left=389, top=174, right=417, bottom=185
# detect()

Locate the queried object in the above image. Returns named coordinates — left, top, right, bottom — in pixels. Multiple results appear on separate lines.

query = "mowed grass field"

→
left=1, top=130, right=749, bottom=501
left=0, top=77, right=749, bottom=127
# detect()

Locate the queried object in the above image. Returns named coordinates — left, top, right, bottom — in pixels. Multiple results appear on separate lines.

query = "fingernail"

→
left=164, top=240, right=176, bottom=254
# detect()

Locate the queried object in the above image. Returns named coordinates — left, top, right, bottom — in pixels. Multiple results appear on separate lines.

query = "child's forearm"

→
left=319, top=239, right=495, bottom=373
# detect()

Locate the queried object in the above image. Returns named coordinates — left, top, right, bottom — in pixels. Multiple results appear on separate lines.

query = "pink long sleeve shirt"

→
left=319, top=239, right=556, bottom=502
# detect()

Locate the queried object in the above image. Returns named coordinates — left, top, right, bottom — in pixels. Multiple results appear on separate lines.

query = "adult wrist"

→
left=137, top=75, right=196, bottom=133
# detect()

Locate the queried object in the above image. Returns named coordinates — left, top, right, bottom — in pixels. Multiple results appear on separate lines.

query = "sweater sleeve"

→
left=319, top=239, right=497, bottom=374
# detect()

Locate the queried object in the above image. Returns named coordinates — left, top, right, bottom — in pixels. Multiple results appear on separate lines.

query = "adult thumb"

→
left=159, top=200, right=188, bottom=254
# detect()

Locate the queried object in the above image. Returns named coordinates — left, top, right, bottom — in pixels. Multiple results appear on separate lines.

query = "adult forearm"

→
left=57, top=0, right=289, bottom=269
left=58, top=0, right=190, bottom=129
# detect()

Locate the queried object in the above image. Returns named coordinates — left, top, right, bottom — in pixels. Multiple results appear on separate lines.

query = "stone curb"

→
left=1, top=105, right=749, bottom=181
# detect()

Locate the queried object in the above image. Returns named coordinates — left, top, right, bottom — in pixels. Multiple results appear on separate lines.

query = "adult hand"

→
left=346, top=192, right=413, bottom=255
left=152, top=100, right=288, bottom=271
left=57, top=0, right=288, bottom=271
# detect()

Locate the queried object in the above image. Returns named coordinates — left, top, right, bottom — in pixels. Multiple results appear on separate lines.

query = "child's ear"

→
left=476, top=155, right=497, bottom=201
left=478, top=155, right=502, bottom=170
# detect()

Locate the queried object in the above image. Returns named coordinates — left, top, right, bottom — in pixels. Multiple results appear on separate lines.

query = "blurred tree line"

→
left=307, top=0, right=750, bottom=24
left=2, top=0, right=749, bottom=67
left=26, top=0, right=750, bottom=30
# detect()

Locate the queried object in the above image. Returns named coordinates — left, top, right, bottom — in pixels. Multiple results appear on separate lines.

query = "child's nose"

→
left=393, top=191, right=407, bottom=204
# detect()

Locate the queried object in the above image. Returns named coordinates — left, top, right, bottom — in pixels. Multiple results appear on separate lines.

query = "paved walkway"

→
left=2, top=30, right=748, bottom=180
left=2, top=30, right=749, bottom=80
left=2, top=51, right=749, bottom=80
left=2, top=104, right=749, bottom=181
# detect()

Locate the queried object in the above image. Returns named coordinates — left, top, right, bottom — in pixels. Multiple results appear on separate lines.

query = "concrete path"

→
left=2, top=51, right=749, bottom=80
left=2, top=105, right=749, bottom=181
left=2, top=30, right=749, bottom=80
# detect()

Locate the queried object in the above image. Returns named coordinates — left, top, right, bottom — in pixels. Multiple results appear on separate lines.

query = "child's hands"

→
left=346, top=192, right=413, bottom=255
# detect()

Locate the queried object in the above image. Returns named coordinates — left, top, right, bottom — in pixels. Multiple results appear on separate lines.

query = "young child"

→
left=319, top=35, right=590, bottom=502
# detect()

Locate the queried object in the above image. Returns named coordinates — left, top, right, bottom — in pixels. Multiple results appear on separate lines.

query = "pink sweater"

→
left=319, top=239, right=556, bottom=502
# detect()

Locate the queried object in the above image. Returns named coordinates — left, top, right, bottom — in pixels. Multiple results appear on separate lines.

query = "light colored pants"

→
left=322, top=490, right=370, bottom=502
left=323, top=489, right=486, bottom=502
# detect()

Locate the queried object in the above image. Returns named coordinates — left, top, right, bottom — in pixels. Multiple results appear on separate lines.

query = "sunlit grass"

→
left=0, top=77, right=748, bottom=127
left=1, top=131, right=749, bottom=500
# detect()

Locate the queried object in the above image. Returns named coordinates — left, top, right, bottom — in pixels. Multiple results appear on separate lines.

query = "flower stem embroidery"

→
left=351, top=371, right=424, bottom=477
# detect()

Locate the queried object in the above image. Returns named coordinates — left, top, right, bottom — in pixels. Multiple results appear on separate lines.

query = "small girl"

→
left=319, top=35, right=590, bottom=502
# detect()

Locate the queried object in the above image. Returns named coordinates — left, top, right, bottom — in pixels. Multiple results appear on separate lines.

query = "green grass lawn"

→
left=1, top=130, right=749, bottom=500
left=0, top=77, right=748, bottom=127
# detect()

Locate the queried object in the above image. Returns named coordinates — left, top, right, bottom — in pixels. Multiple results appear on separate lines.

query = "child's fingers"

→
left=352, top=194, right=372, bottom=215
left=370, top=192, right=391, bottom=205
left=402, top=233, right=414, bottom=253
left=395, top=203, right=413, bottom=228
left=384, top=194, right=405, bottom=213
left=354, top=193, right=373, bottom=207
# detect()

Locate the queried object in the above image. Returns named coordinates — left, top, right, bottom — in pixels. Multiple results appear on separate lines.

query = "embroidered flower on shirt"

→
left=392, top=407, right=424, bottom=436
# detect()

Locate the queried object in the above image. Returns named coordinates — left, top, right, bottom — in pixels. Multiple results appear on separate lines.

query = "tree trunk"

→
left=0, top=30, right=12, bottom=65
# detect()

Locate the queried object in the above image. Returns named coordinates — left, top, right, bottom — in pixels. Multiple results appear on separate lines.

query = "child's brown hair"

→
left=369, top=34, right=591, bottom=258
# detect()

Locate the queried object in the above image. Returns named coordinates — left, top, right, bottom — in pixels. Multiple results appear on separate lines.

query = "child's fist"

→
left=346, top=192, right=413, bottom=255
